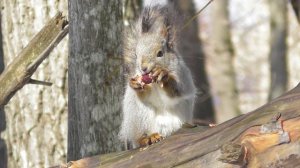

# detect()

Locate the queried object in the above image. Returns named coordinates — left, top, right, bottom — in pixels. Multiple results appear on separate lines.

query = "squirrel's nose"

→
left=142, top=67, right=147, bottom=72
left=141, top=63, right=148, bottom=73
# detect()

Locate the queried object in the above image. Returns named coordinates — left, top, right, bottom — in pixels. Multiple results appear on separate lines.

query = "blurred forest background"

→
left=0, top=0, right=299, bottom=167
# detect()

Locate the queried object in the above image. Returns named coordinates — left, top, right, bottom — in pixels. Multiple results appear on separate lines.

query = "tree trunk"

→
left=268, top=0, right=288, bottom=100
left=54, top=82, right=300, bottom=168
left=1, top=1, right=68, bottom=167
left=0, top=7, right=7, bottom=168
left=210, top=0, right=241, bottom=123
left=291, top=0, right=300, bottom=23
left=170, top=0, right=215, bottom=122
left=68, top=0, right=123, bottom=161
left=124, top=0, right=143, bottom=25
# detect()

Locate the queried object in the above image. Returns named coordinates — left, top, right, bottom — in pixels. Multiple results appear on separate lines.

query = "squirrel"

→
left=119, top=4, right=196, bottom=148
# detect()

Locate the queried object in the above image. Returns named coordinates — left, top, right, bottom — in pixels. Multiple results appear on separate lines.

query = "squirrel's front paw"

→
left=152, top=67, right=169, bottom=86
left=129, top=76, right=143, bottom=90
left=138, top=133, right=163, bottom=147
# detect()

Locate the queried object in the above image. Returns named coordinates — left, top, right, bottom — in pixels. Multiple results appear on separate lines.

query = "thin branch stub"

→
left=28, top=78, right=53, bottom=86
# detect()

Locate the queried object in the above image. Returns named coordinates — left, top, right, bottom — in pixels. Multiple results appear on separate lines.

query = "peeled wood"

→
left=0, top=12, right=68, bottom=107
left=56, top=83, right=300, bottom=168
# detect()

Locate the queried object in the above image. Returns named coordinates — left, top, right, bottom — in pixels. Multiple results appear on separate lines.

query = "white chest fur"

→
left=144, top=83, right=179, bottom=110
left=142, top=84, right=185, bottom=136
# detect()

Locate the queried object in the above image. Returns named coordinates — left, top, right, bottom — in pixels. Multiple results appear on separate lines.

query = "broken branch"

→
left=0, top=12, right=68, bottom=107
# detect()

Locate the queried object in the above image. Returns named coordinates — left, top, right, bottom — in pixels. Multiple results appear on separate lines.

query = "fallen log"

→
left=55, top=83, right=300, bottom=168
left=0, top=12, right=68, bottom=107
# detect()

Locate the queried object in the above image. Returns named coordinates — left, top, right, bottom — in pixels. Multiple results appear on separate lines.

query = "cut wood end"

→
left=218, top=117, right=300, bottom=166
left=54, top=12, right=69, bottom=30
left=235, top=117, right=300, bottom=164
left=248, top=142, right=300, bottom=168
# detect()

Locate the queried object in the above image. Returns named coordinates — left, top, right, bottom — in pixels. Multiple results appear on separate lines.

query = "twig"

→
left=181, top=0, right=214, bottom=31
left=28, top=79, right=53, bottom=86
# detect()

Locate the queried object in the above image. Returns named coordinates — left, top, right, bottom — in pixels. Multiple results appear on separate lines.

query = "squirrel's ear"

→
left=160, top=26, right=167, bottom=37
left=161, top=26, right=175, bottom=51
left=142, top=16, right=151, bottom=33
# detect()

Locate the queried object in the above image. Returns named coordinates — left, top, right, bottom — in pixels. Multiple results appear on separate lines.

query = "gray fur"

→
left=120, top=4, right=196, bottom=147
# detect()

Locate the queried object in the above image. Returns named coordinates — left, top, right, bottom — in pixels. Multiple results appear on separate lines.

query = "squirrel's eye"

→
left=157, top=50, right=163, bottom=57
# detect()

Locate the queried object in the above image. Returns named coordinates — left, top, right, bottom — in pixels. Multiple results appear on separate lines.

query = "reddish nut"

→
left=142, top=74, right=152, bottom=84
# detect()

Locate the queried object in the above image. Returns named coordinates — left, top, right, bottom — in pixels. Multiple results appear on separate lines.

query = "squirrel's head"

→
left=135, top=5, right=180, bottom=74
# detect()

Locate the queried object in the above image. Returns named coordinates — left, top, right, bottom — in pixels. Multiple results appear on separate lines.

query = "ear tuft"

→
left=165, top=26, right=176, bottom=51
left=141, top=7, right=155, bottom=33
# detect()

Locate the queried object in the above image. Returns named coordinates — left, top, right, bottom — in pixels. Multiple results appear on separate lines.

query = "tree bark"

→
left=0, top=7, right=7, bottom=168
left=54, top=82, right=300, bottom=168
left=1, top=1, right=68, bottom=167
left=170, top=0, right=215, bottom=122
left=291, top=0, right=300, bottom=23
left=68, top=0, right=124, bottom=161
left=210, top=0, right=241, bottom=123
left=268, top=0, right=288, bottom=100
left=0, top=9, right=3, bottom=74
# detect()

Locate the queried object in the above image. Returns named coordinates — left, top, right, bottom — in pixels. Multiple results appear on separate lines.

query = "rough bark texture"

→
left=171, top=0, right=215, bottom=122
left=0, top=6, right=7, bottom=168
left=268, top=0, right=288, bottom=100
left=68, top=0, right=123, bottom=161
left=210, top=0, right=241, bottom=123
left=1, top=1, right=68, bottom=167
left=54, top=82, right=300, bottom=168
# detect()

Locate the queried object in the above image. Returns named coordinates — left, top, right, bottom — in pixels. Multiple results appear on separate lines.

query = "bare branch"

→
left=0, top=12, right=68, bottom=107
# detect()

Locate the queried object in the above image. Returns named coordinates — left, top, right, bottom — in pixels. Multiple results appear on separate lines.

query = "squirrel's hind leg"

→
left=138, top=133, right=163, bottom=147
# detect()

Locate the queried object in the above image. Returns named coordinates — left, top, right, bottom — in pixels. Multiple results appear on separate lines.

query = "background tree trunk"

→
left=1, top=1, right=68, bottom=167
left=170, top=0, right=215, bottom=122
left=291, top=0, right=300, bottom=23
left=0, top=7, right=7, bottom=168
left=68, top=0, right=123, bottom=161
left=124, top=0, right=143, bottom=24
left=268, top=0, right=288, bottom=100
left=210, top=0, right=241, bottom=123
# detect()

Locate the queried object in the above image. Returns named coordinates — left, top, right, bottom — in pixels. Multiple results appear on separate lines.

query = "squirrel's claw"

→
left=152, top=67, right=169, bottom=85
left=138, top=133, right=163, bottom=147
left=129, top=77, right=144, bottom=90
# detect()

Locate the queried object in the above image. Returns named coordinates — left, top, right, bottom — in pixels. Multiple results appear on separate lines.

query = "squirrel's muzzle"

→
left=141, top=62, right=155, bottom=74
